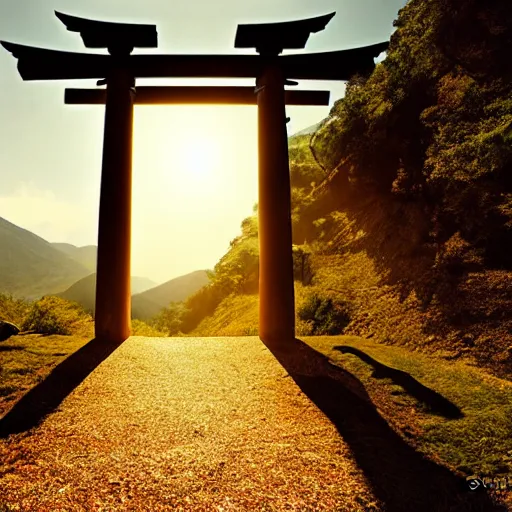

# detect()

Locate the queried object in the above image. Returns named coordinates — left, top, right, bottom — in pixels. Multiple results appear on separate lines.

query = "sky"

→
left=0, top=0, right=406, bottom=284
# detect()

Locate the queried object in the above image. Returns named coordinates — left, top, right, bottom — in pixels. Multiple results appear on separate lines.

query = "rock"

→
left=0, top=320, right=20, bottom=341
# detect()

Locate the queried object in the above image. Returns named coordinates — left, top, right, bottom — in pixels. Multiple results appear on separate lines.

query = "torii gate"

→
left=1, top=11, right=387, bottom=346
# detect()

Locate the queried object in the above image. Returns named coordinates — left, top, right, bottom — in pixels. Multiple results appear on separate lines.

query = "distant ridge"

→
left=0, top=216, right=90, bottom=299
left=52, top=243, right=97, bottom=273
left=56, top=273, right=161, bottom=320
left=58, top=270, right=209, bottom=321
left=52, top=243, right=157, bottom=293
left=290, top=121, right=322, bottom=138
left=134, top=270, right=210, bottom=311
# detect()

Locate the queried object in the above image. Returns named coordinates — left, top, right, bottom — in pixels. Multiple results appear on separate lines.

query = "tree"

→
left=151, top=301, right=189, bottom=336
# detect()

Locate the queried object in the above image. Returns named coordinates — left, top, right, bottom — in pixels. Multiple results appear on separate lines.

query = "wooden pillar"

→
left=257, top=63, right=295, bottom=345
left=94, top=68, right=134, bottom=342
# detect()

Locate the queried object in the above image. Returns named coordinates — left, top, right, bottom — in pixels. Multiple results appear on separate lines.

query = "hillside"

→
left=291, top=122, right=321, bottom=137
left=131, top=276, right=158, bottom=295
left=160, top=0, right=512, bottom=380
left=57, top=273, right=161, bottom=320
left=51, top=244, right=157, bottom=293
left=0, top=216, right=91, bottom=299
left=133, top=270, right=210, bottom=310
left=51, top=243, right=97, bottom=274
left=58, top=270, right=209, bottom=321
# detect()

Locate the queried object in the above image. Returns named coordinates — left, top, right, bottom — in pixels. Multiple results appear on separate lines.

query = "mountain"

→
left=52, top=243, right=97, bottom=273
left=58, top=270, right=209, bottom=320
left=131, top=276, right=158, bottom=294
left=291, top=122, right=322, bottom=137
left=52, top=244, right=156, bottom=293
left=56, top=273, right=97, bottom=313
left=0, top=216, right=91, bottom=299
left=133, top=270, right=210, bottom=310
left=57, top=273, right=161, bottom=320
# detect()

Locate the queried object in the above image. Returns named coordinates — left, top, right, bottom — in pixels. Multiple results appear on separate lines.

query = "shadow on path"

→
left=0, top=345, right=24, bottom=352
left=264, top=338, right=502, bottom=512
left=334, top=345, right=463, bottom=419
left=0, top=337, right=122, bottom=438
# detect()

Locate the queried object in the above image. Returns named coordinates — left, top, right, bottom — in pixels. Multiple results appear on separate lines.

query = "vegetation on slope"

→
left=311, top=0, right=512, bottom=272
left=0, top=293, right=163, bottom=339
left=21, top=296, right=93, bottom=336
left=305, top=0, right=512, bottom=376
left=151, top=0, right=512, bottom=381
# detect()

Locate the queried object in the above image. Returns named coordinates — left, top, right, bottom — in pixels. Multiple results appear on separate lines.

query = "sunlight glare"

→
left=131, top=105, right=258, bottom=283
left=179, top=136, right=222, bottom=179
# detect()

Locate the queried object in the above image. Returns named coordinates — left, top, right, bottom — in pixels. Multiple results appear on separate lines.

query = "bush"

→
left=298, top=293, right=352, bottom=335
left=435, top=232, right=484, bottom=277
left=131, top=319, right=165, bottom=337
left=22, top=296, right=92, bottom=336
left=0, top=293, right=29, bottom=326
left=151, top=301, right=189, bottom=336
left=181, top=285, right=224, bottom=333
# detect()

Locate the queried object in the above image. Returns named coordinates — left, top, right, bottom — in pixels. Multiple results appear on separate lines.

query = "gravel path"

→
left=0, top=337, right=379, bottom=511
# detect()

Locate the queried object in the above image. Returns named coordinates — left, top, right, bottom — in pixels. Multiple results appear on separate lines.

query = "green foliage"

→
left=179, top=209, right=317, bottom=333
left=288, top=134, right=325, bottom=191
left=131, top=319, right=165, bottom=337
left=288, top=134, right=332, bottom=245
left=187, top=282, right=325, bottom=338
left=212, top=217, right=260, bottom=295
left=0, top=293, right=29, bottom=326
left=310, top=0, right=512, bottom=269
left=161, top=216, right=260, bottom=334
left=151, top=301, right=189, bottom=336
left=190, top=294, right=259, bottom=337
left=298, top=293, right=351, bottom=335
left=180, top=284, right=225, bottom=333
left=21, top=296, right=92, bottom=336
left=434, top=231, right=484, bottom=277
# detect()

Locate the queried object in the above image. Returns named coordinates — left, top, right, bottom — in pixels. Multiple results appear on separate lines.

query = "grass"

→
left=305, top=335, right=512, bottom=479
left=190, top=294, right=260, bottom=336
left=131, top=319, right=166, bottom=337
left=189, top=283, right=317, bottom=337
left=0, top=334, right=91, bottom=417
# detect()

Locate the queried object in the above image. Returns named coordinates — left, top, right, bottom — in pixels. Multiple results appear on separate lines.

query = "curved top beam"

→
left=234, top=12, right=336, bottom=54
left=0, top=40, right=388, bottom=81
left=1, top=41, right=111, bottom=79
left=281, top=41, right=389, bottom=78
left=55, top=11, right=158, bottom=51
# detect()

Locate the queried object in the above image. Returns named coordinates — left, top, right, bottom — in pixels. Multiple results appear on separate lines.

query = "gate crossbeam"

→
left=65, top=87, right=330, bottom=106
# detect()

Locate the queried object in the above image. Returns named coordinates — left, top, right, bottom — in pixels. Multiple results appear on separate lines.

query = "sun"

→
left=132, top=104, right=258, bottom=201
left=179, top=136, right=222, bottom=178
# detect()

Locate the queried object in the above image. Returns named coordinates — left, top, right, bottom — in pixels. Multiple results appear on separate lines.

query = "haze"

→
left=0, top=0, right=405, bottom=284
